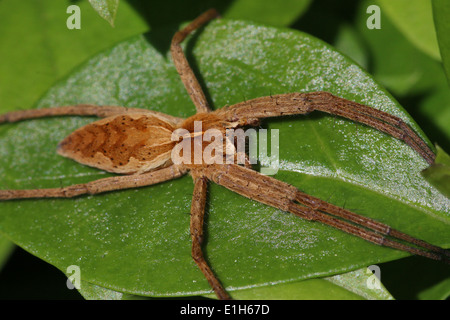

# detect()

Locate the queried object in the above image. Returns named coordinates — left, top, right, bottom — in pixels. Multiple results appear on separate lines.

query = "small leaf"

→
left=435, top=145, right=450, bottom=166
left=88, top=0, right=120, bottom=27
left=325, top=267, right=394, bottom=300
left=422, top=145, right=450, bottom=198
left=78, top=281, right=125, bottom=300
left=432, top=0, right=450, bottom=85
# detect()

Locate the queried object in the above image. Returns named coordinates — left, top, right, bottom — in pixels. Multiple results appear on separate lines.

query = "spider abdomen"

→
left=57, top=113, right=177, bottom=174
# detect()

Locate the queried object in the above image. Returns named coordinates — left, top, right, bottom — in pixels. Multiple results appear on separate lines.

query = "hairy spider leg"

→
left=204, top=164, right=449, bottom=264
left=0, top=166, right=186, bottom=200
left=217, top=92, right=435, bottom=164
left=171, top=8, right=220, bottom=114
left=190, top=176, right=231, bottom=299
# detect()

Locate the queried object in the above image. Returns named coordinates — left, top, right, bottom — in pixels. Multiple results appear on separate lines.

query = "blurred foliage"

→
left=377, top=0, right=440, bottom=60
left=432, top=0, right=450, bottom=85
left=422, top=145, right=450, bottom=198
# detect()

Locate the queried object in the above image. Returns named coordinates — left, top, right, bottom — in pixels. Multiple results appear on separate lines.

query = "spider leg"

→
left=216, top=92, right=435, bottom=164
left=190, top=175, right=231, bottom=300
left=204, top=164, right=449, bottom=263
left=0, top=105, right=183, bottom=125
left=171, top=9, right=220, bottom=114
left=0, top=165, right=186, bottom=200
left=293, top=190, right=450, bottom=259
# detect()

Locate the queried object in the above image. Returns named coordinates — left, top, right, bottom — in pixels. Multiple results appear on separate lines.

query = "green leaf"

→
left=88, top=0, right=120, bottom=27
left=435, top=145, right=450, bottom=166
left=422, top=146, right=450, bottom=198
left=78, top=281, right=126, bottom=300
left=352, top=0, right=450, bottom=152
left=221, top=279, right=367, bottom=300
left=78, top=267, right=394, bottom=300
left=205, top=267, right=393, bottom=300
left=357, top=0, right=446, bottom=97
left=0, top=19, right=448, bottom=298
left=333, top=23, right=369, bottom=70
left=0, top=0, right=148, bottom=113
left=432, top=0, right=450, bottom=85
left=417, top=89, right=450, bottom=155
left=377, top=0, right=441, bottom=61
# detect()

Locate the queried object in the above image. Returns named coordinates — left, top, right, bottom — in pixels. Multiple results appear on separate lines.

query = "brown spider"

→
left=0, top=9, right=448, bottom=300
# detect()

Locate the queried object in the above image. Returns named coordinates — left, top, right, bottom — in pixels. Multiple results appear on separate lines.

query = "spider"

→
left=0, top=9, right=448, bottom=300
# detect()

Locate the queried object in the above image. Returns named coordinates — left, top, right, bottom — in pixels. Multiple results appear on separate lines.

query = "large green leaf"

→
left=0, top=19, right=448, bottom=298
